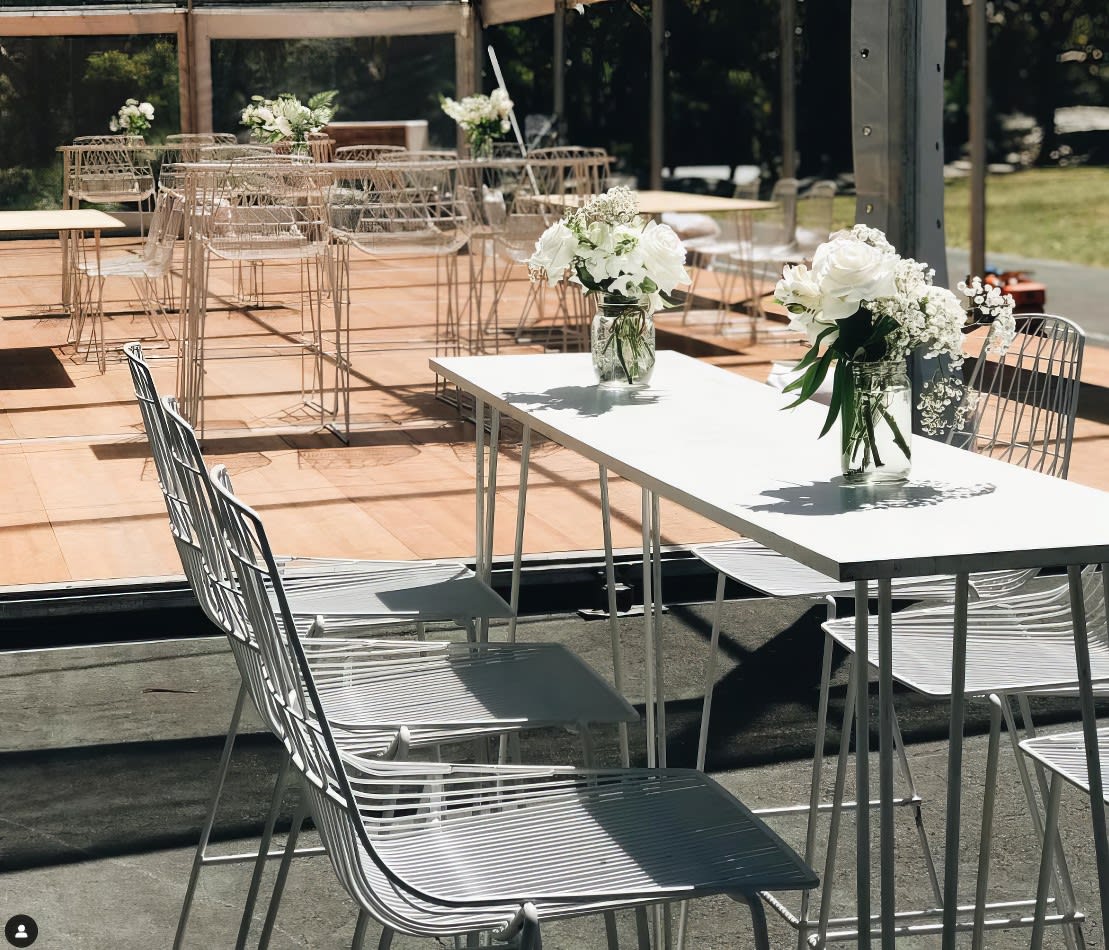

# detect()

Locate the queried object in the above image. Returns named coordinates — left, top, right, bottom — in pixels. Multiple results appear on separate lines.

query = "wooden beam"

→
left=176, top=15, right=194, bottom=133
left=482, top=0, right=608, bottom=27
left=0, top=8, right=181, bottom=36
left=196, top=5, right=463, bottom=40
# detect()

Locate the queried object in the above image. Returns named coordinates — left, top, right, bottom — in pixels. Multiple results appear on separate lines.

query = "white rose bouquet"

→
left=775, top=224, right=1016, bottom=475
left=440, top=88, right=513, bottom=156
left=241, top=90, right=337, bottom=145
left=529, top=186, right=690, bottom=385
left=109, top=98, right=154, bottom=137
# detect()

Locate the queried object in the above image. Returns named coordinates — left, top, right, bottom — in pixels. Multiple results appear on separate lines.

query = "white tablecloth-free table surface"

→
left=431, top=349, right=1109, bottom=950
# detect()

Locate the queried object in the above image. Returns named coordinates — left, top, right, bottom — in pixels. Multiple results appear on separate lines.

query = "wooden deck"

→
left=2, top=235, right=1108, bottom=593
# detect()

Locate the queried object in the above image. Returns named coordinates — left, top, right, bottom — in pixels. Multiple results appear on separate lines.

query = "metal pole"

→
left=779, top=0, right=797, bottom=179
left=553, top=0, right=566, bottom=144
left=649, top=0, right=665, bottom=189
left=969, top=0, right=987, bottom=279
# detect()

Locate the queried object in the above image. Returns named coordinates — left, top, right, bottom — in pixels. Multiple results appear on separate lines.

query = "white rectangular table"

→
left=431, top=349, right=1109, bottom=950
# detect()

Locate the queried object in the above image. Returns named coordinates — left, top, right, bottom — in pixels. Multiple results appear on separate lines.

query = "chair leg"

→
left=173, top=683, right=248, bottom=950
left=376, top=922, right=395, bottom=950
left=603, top=910, right=619, bottom=950
left=351, top=908, right=371, bottom=950
left=742, top=893, right=771, bottom=950
left=257, top=789, right=310, bottom=950
left=1031, top=777, right=1064, bottom=950
left=970, top=695, right=1004, bottom=950
left=634, top=907, right=651, bottom=950
left=235, top=753, right=293, bottom=949
left=598, top=465, right=630, bottom=768
left=815, top=649, right=859, bottom=948
left=695, top=572, right=728, bottom=772
left=795, top=626, right=837, bottom=950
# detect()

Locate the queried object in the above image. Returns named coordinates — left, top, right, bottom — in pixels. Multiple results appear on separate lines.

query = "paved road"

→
left=947, top=247, right=1109, bottom=344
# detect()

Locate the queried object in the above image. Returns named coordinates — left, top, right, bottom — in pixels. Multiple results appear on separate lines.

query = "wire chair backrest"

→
left=197, top=143, right=277, bottom=162
left=186, top=162, right=333, bottom=261
left=527, top=149, right=610, bottom=197
left=956, top=314, right=1085, bottom=478
left=750, top=177, right=798, bottom=247
left=334, top=144, right=408, bottom=162
left=329, top=160, right=474, bottom=258
left=140, top=188, right=184, bottom=271
left=68, top=141, right=156, bottom=204
left=795, top=179, right=836, bottom=251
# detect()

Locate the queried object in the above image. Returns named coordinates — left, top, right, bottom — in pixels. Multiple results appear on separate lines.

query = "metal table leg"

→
left=854, top=580, right=872, bottom=950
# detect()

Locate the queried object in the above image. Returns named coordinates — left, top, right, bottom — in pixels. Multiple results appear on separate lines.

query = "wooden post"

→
left=779, top=0, right=796, bottom=179
left=177, top=13, right=194, bottom=133
left=649, top=0, right=664, bottom=189
left=553, top=0, right=566, bottom=143
left=969, top=0, right=987, bottom=279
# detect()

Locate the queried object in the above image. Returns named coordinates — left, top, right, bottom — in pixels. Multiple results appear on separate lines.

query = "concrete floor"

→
left=1, top=599, right=1106, bottom=948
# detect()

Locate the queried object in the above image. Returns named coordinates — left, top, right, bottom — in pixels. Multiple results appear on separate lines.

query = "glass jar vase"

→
left=841, top=359, right=912, bottom=484
left=590, top=293, right=656, bottom=388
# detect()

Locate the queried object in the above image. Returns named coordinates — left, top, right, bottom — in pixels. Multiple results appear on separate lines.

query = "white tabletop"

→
left=0, top=209, right=125, bottom=234
left=432, top=350, right=1109, bottom=582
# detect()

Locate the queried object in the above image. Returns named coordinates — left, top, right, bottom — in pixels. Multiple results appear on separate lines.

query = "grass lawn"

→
left=830, top=166, right=1109, bottom=269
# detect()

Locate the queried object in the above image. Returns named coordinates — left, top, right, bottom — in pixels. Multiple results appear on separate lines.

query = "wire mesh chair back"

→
left=749, top=177, right=798, bottom=248
left=196, top=143, right=277, bottom=162
left=189, top=162, right=334, bottom=262
left=68, top=140, right=156, bottom=205
left=527, top=149, right=610, bottom=197
left=163, top=132, right=238, bottom=162
left=795, top=179, right=836, bottom=253
left=329, top=160, right=474, bottom=259
left=334, top=144, right=408, bottom=162
left=954, top=314, right=1085, bottom=478
left=382, top=149, right=458, bottom=162
left=138, top=188, right=184, bottom=271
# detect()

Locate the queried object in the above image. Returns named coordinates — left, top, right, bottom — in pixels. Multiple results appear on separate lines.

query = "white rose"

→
left=811, top=233, right=898, bottom=320
left=529, top=222, right=579, bottom=284
left=637, top=220, right=690, bottom=293
left=109, top=116, right=120, bottom=132
left=139, top=102, right=155, bottom=119
left=273, top=116, right=294, bottom=138
left=774, top=263, right=822, bottom=317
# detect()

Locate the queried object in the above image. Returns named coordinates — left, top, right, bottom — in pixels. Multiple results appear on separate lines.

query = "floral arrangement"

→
left=109, top=99, right=154, bottom=137
left=529, top=186, right=690, bottom=311
left=241, top=90, right=337, bottom=144
left=775, top=225, right=1016, bottom=471
left=529, top=187, right=690, bottom=384
left=440, top=88, right=513, bottom=155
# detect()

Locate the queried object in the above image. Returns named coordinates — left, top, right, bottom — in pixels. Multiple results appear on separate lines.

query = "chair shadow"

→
left=502, top=384, right=661, bottom=418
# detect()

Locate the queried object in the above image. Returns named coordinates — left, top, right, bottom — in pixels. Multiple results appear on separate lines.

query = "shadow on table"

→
left=747, top=478, right=996, bottom=516
left=503, top=385, right=661, bottom=418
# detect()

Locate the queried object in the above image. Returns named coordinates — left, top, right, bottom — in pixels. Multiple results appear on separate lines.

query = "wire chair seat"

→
left=338, top=759, right=817, bottom=911
left=823, top=568, right=1108, bottom=697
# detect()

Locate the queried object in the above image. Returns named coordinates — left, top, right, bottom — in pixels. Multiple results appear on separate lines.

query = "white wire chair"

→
left=205, top=467, right=817, bottom=950
left=329, top=159, right=475, bottom=373
left=1021, top=727, right=1109, bottom=949
left=689, top=314, right=1086, bottom=947
left=69, top=189, right=184, bottom=369
left=794, top=180, right=837, bottom=259
left=175, top=160, right=340, bottom=437
left=123, top=342, right=640, bottom=948
left=334, top=144, right=408, bottom=162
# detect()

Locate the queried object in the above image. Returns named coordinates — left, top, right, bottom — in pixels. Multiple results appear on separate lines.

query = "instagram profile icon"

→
left=4, top=916, right=37, bottom=947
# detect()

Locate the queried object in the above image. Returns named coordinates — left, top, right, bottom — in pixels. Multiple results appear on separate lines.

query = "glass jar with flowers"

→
left=241, top=91, right=337, bottom=152
left=528, top=187, right=691, bottom=388
left=440, top=89, right=513, bottom=159
left=775, top=225, right=1016, bottom=484
left=109, top=99, right=154, bottom=138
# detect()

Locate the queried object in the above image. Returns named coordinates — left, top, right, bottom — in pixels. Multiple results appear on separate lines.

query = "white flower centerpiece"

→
left=241, top=90, right=337, bottom=149
left=440, top=88, right=513, bottom=157
left=775, top=225, right=1016, bottom=483
left=529, top=186, right=691, bottom=388
left=109, top=98, right=154, bottom=137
